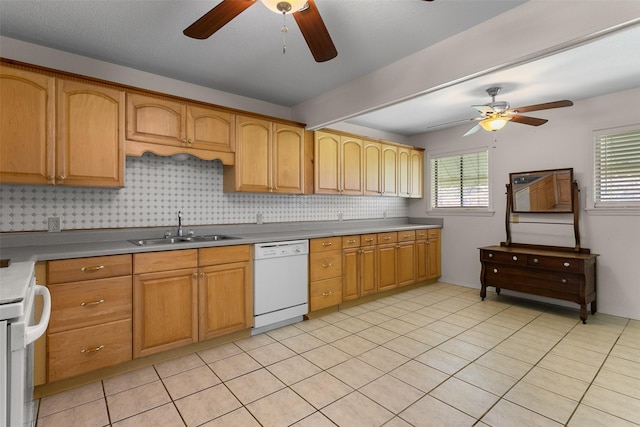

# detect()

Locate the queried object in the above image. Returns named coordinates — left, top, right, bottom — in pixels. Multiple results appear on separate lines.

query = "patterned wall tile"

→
left=0, top=153, right=408, bottom=232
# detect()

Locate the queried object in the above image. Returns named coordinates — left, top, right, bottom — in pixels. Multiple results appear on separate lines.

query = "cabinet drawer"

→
left=480, top=250, right=527, bottom=265
left=48, top=319, right=132, bottom=382
left=527, top=255, right=584, bottom=273
left=199, top=245, right=251, bottom=266
left=484, top=264, right=582, bottom=294
left=360, top=234, right=377, bottom=246
left=427, top=229, right=440, bottom=240
left=342, top=235, right=361, bottom=248
left=309, top=277, right=342, bottom=311
left=309, top=251, right=342, bottom=281
left=415, top=230, right=428, bottom=240
left=310, top=237, right=341, bottom=253
left=48, top=254, right=132, bottom=284
left=48, top=276, right=132, bottom=333
left=133, top=249, right=197, bottom=273
left=398, top=230, right=416, bottom=242
left=377, top=232, right=397, bottom=244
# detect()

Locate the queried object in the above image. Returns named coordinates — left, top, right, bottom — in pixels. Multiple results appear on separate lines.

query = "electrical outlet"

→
left=48, top=217, right=61, bottom=232
left=256, top=213, right=263, bottom=224
left=338, top=212, right=343, bottom=221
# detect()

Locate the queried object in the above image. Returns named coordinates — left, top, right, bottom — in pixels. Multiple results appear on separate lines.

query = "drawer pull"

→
left=322, top=242, right=333, bottom=247
left=80, top=299, right=104, bottom=307
left=563, top=262, right=571, bottom=267
left=493, top=268, right=498, bottom=274
left=322, top=291, right=333, bottom=297
left=322, top=263, right=333, bottom=268
left=561, top=278, right=568, bottom=284
left=512, top=256, right=518, bottom=261
left=488, top=253, right=493, bottom=258
left=384, top=236, right=391, bottom=240
left=80, top=345, right=104, bottom=354
left=81, top=265, right=105, bottom=272
left=533, top=258, right=539, bottom=264
left=365, top=238, right=374, bottom=242
left=347, top=239, right=356, bottom=244
left=403, top=234, right=411, bottom=238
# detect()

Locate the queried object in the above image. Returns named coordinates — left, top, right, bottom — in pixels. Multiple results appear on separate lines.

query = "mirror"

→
left=510, top=168, right=573, bottom=213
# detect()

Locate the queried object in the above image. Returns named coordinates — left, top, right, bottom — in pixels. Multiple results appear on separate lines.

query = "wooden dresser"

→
left=479, top=244, right=598, bottom=323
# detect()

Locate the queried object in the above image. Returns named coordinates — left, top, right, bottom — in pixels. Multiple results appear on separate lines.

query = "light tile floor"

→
left=36, top=282, right=640, bottom=427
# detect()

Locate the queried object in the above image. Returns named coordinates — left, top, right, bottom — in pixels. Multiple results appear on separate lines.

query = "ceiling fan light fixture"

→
left=261, top=0, right=307, bottom=14
left=479, top=116, right=511, bottom=132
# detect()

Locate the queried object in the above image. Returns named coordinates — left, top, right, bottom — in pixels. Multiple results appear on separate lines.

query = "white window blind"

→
left=594, top=128, right=640, bottom=207
left=430, top=150, right=488, bottom=208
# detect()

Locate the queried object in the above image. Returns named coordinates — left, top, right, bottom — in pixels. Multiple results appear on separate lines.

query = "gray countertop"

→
left=0, top=218, right=442, bottom=263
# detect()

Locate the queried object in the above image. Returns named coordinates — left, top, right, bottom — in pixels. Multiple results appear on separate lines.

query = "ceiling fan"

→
left=463, top=87, right=574, bottom=136
left=184, top=0, right=434, bottom=63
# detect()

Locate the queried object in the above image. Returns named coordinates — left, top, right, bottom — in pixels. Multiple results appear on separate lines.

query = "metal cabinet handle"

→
left=81, top=265, right=105, bottom=272
left=56, top=175, right=66, bottom=181
left=561, top=278, right=568, bottom=284
left=384, top=236, right=391, bottom=240
left=322, top=263, right=333, bottom=268
left=80, top=299, right=104, bottom=307
left=488, top=253, right=493, bottom=258
left=563, top=262, right=571, bottom=267
left=533, top=258, right=539, bottom=264
left=347, top=239, right=356, bottom=244
left=365, top=238, right=374, bottom=242
left=493, top=268, right=498, bottom=274
left=322, top=291, right=333, bottom=296
left=193, top=272, right=199, bottom=278
left=322, top=242, right=333, bottom=247
left=512, top=256, right=518, bottom=261
left=81, top=345, right=104, bottom=354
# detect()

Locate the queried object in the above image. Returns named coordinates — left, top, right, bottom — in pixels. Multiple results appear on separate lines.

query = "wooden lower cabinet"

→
left=309, top=237, right=342, bottom=311
left=342, top=234, right=377, bottom=301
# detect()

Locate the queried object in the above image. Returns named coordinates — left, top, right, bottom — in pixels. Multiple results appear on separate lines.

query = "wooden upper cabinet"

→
left=0, top=65, right=55, bottom=185
left=410, top=149, right=424, bottom=198
left=126, top=93, right=186, bottom=146
left=186, top=105, right=234, bottom=152
left=364, top=141, right=382, bottom=196
left=225, top=116, right=305, bottom=194
left=57, top=79, right=125, bottom=187
left=398, top=147, right=410, bottom=197
left=381, top=144, right=398, bottom=196
left=314, top=131, right=363, bottom=195
left=0, top=64, right=124, bottom=187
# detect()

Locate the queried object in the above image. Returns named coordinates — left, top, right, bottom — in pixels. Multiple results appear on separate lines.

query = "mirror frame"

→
left=509, top=168, right=574, bottom=213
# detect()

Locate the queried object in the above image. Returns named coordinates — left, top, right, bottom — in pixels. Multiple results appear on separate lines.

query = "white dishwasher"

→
left=253, top=240, right=309, bottom=335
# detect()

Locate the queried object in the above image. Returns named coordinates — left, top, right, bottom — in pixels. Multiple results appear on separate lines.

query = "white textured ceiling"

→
left=1, top=1, right=639, bottom=136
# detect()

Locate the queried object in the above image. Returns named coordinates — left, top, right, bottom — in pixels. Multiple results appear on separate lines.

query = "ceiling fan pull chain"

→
left=281, top=12, right=288, bottom=54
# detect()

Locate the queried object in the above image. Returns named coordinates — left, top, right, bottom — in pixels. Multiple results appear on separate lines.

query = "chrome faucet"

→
left=177, top=211, right=184, bottom=237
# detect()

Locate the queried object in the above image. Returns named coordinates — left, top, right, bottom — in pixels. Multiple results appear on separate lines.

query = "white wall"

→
left=408, top=87, right=640, bottom=320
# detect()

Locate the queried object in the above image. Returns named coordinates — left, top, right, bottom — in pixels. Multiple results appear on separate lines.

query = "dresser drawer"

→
left=397, top=230, right=416, bottom=242
left=360, top=234, right=377, bottom=246
left=48, top=319, right=132, bottom=382
left=133, top=249, right=197, bottom=274
left=310, top=237, right=341, bottom=253
left=377, top=232, right=397, bottom=244
left=484, top=264, right=582, bottom=294
left=48, top=254, right=132, bottom=284
left=527, top=255, right=585, bottom=273
left=309, top=277, right=342, bottom=311
left=480, top=249, right=527, bottom=265
left=342, top=235, right=361, bottom=248
left=48, top=276, right=132, bottom=333
left=309, top=251, right=342, bottom=281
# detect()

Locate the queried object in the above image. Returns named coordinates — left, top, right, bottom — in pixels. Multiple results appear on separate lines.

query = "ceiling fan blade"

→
left=471, top=105, right=495, bottom=116
left=463, top=123, right=482, bottom=137
left=510, top=100, right=574, bottom=114
left=510, top=114, right=548, bottom=126
left=184, top=0, right=257, bottom=39
left=293, top=0, right=337, bottom=62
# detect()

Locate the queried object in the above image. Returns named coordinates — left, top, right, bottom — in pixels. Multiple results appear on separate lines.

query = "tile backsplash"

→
left=0, top=153, right=408, bottom=232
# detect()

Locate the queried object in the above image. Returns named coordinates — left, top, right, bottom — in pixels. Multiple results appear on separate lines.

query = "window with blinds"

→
left=594, top=128, right=640, bottom=207
left=430, top=150, right=489, bottom=208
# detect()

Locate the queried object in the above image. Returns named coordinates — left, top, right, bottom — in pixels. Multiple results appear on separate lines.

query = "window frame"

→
left=426, top=146, right=493, bottom=216
left=587, top=124, right=640, bottom=215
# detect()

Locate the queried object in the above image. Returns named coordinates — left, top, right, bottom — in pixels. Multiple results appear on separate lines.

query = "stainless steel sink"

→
left=129, top=235, right=240, bottom=246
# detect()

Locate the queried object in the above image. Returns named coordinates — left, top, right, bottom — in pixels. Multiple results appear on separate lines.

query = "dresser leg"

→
left=580, top=304, right=587, bottom=324
left=591, top=300, right=597, bottom=314
left=495, top=288, right=501, bottom=295
left=480, top=284, right=487, bottom=300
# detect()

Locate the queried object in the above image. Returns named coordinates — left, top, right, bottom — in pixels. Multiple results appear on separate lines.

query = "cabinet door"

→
left=0, top=65, right=55, bottom=185
left=126, top=93, right=186, bottom=146
left=199, top=261, right=252, bottom=341
left=381, top=144, right=398, bottom=196
left=186, top=105, right=234, bottom=152
left=398, top=147, right=410, bottom=197
left=415, top=239, right=427, bottom=282
left=57, top=80, right=125, bottom=187
left=273, top=123, right=305, bottom=194
left=360, top=246, right=377, bottom=296
left=341, top=136, right=363, bottom=195
left=377, top=243, right=397, bottom=291
left=234, top=115, right=271, bottom=192
left=410, top=149, right=424, bottom=198
left=397, top=242, right=416, bottom=286
left=314, top=131, right=340, bottom=194
left=133, top=268, right=198, bottom=358
left=364, top=141, right=382, bottom=196
left=342, top=247, right=360, bottom=301
left=426, top=233, right=441, bottom=279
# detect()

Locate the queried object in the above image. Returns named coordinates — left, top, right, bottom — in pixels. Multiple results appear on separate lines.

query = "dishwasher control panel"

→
left=254, top=240, right=309, bottom=259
